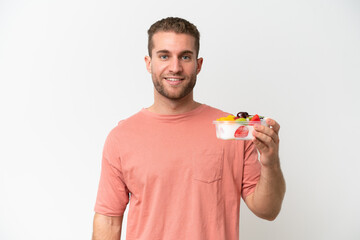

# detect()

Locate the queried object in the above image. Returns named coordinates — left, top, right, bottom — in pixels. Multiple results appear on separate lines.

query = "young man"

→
left=92, top=17, right=285, bottom=240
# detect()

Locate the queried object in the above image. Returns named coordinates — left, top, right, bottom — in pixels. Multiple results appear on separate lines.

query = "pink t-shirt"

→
left=94, top=104, right=261, bottom=240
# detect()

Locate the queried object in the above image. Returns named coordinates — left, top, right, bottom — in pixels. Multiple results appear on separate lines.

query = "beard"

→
left=151, top=72, right=197, bottom=100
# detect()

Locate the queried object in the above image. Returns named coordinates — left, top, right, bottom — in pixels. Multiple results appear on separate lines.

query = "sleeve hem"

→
left=94, top=205, right=126, bottom=217
left=94, top=209, right=125, bottom=217
left=241, top=185, right=257, bottom=200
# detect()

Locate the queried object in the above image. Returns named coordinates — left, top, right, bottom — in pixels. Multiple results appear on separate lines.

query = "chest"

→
left=118, top=121, right=227, bottom=192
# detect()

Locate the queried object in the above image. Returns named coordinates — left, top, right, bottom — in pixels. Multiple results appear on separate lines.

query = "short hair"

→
left=147, top=17, right=200, bottom=57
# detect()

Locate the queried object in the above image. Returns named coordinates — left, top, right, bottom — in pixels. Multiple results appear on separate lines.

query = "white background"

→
left=1, top=0, right=359, bottom=239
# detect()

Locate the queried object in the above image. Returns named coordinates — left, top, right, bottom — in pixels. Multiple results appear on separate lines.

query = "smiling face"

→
left=145, top=31, right=203, bottom=101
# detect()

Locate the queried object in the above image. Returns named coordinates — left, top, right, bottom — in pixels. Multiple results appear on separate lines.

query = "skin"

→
left=92, top=213, right=123, bottom=240
left=92, top=30, right=285, bottom=239
left=144, top=31, right=203, bottom=115
left=245, top=119, right=286, bottom=220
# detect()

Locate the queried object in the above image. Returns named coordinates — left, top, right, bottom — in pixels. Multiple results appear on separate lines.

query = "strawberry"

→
left=250, top=114, right=260, bottom=122
left=234, top=126, right=249, bottom=138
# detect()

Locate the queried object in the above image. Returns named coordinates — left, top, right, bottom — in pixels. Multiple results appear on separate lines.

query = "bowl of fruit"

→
left=213, top=112, right=267, bottom=140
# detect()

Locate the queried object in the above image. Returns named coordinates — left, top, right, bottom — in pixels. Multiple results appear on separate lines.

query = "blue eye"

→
left=160, top=55, right=168, bottom=60
left=182, top=56, right=191, bottom=60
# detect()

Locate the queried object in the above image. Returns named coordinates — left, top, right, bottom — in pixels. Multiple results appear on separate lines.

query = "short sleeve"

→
left=94, top=131, right=129, bottom=216
left=241, top=140, right=261, bottom=199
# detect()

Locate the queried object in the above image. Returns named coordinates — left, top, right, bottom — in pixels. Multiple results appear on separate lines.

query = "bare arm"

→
left=92, top=213, right=123, bottom=240
left=244, top=118, right=286, bottom=221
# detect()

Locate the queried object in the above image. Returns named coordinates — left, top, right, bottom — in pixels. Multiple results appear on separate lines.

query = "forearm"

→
left=247, top=162, right=286, bottom=220
left=92, top=213, right=123, bottom=240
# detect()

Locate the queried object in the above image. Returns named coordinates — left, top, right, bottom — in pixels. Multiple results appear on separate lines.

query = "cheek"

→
left=154, top=64, right=168, bottom=75
left=187, top=64, right=198, bottom=75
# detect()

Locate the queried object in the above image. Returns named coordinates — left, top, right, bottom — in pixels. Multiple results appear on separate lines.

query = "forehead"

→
left=151, top=31, right=196, bottom=53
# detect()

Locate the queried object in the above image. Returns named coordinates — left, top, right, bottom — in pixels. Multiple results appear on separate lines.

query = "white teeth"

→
left=166, top=78, right=181, bottom=81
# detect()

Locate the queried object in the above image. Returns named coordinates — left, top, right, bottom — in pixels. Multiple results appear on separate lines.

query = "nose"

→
left=168, top=58, right=183, bottom=73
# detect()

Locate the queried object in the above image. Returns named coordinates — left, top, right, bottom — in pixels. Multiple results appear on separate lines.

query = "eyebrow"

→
left=156, top=50, right=194, bottom=55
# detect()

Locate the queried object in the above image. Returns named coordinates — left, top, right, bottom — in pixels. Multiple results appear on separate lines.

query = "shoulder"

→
left=200, top=104, right=232, bottom=119
left=106, top=110, right=144, bottom=141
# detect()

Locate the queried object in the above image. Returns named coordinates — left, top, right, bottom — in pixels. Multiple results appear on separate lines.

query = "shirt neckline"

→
left=140, top=104, right=208, bottom=121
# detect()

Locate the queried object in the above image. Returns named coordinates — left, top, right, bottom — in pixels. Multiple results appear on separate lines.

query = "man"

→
left=92, top=17, right=285, bottom=240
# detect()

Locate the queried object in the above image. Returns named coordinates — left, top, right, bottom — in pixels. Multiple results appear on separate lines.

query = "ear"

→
left=145, top=56, right=152, bottom=73
left=196, top=57, right=203, bottom=74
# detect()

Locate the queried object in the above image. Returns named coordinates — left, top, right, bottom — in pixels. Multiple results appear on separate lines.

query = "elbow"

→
left=261, top=190, right=286, bottom=221
left=256, top=212, right=278, bottom=221
left=245, top=187, right=286, bottom=222
left=261, top=212, right=279, bottom=221
left=254, top=206, right=282, bottom=221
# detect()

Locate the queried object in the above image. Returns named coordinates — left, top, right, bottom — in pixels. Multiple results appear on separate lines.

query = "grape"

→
left=237, top=112, right=249, bottom=119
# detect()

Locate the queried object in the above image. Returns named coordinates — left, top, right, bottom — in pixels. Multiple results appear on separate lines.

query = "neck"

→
left=147, top=90, right=201, bottom=115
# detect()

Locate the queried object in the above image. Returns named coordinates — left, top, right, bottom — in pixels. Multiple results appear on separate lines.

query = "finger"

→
left=266, top=118, right=280, bottom=135
left=252, top=129, right=276, bottom=149
left=252, top=136, right=268, bottom=153
left=253, top=124, right=279, bottom=144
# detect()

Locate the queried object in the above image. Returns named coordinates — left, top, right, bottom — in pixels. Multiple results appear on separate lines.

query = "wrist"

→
left=261, top=158, right=282, bottom=176
left=261, top=156, right=280, bottom=169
